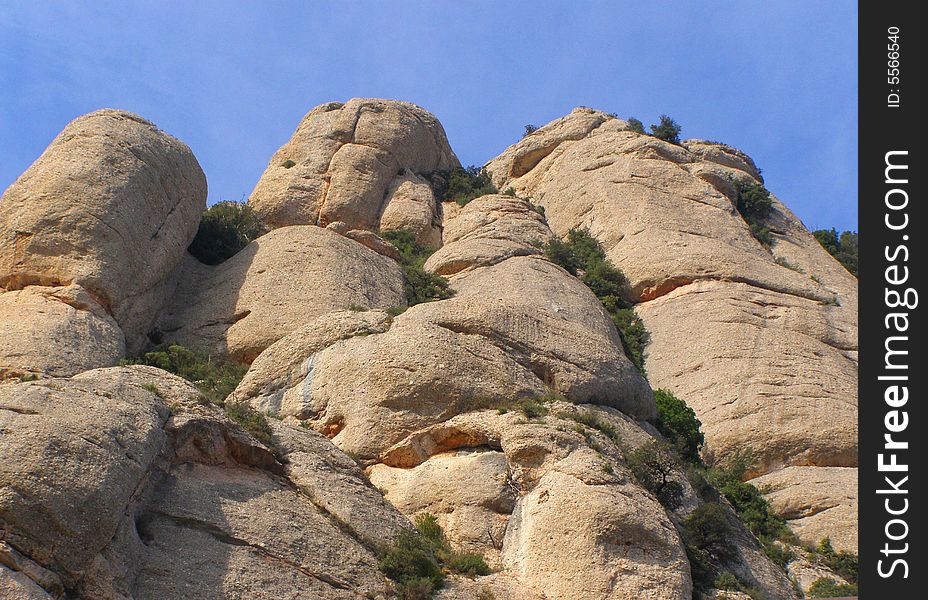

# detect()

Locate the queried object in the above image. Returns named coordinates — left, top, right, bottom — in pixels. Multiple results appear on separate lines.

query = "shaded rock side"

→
left=485, top=107, right=858, bottom=550
left=0, top=365, right=409, bottom=599
left=155, top=225, right=405, bottom=363
left=0, top=109, right=207, bottom=349
left=248, top=98, right=458, bottom=247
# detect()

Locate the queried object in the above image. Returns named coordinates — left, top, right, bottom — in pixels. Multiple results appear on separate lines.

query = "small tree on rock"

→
left=650, top=115, right=682, bottom=144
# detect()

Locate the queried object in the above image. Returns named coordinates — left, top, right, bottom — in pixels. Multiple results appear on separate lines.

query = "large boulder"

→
left=0, top=285, right=125, bottom=379
left=486, top=107, right=859, bottom=554
left=235, top=208, right=652, bottom=459
left=0, top=110, right=207, bottom=349
left=248, top=98, right=458, bottom=246
left=155, top=226, right=406, bottom=362
left=0, top=365, right=410, bottom=598
left=424, top=194, right=551, bottom=276
left=370, top=405, right=798, bottom=600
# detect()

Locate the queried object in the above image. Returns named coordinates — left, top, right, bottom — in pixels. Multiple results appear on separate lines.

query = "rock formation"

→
left=486, top=107, right=858, bottom=553
left=1, top=100, right=856, bottom=598
left=249, top=98, right=458, bottom=247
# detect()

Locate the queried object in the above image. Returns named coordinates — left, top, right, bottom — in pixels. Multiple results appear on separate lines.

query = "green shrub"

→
left=381, top=230, right=454, bottom=306
left=440, top=166, right=498, bottom=206
left=611, top=308, right=649, bottom=374
left=564, top=409, right=621, bottom=444
left=443, top=551, right=491, bottom=577
left=681, top=503, right=738, bottom=564
left=650, top=115, right=682, bottom=144
left=627, top=440, right=684, bottom=510
left=761, top=539, right=794, bottom=570
left=812, top=228, right=858, bottom=276
left=379, top=530, right=444, bottom=593
left=523, top=124, right=538, bottom=137
left=380, top=514, right=491, bottom=597
left=224, top=401, right=274, bottom=446
left=543, top=229, right=649, bottom=373
left=123, top=343, right=247, bottom=405
left=809, top=538, right=858, bottom=583
left=517, top=398, right=549, bottom=419
left=685, top=541, right=716, bottom=594
left=713, top=572, right=740, bottom=591
left=736, top=182, right=773, bottom=222
left=653, top=389, right=704, bottom=464
left=626, top=117, right=645, bottom=134
left=188, top=201, right=268, bottom=265
left=808, top=577, right=858, bottom=598
left=732, top=182, right=775, bottom=248
left=706, top=454, right=792, bottom=543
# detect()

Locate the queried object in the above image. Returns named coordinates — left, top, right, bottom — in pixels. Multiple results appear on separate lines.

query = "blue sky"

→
left=1, top=1, right=857, bottom=231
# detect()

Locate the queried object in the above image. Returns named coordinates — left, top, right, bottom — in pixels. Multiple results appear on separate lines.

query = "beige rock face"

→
left=416, top=255, right=653, bottom=415
left=252, top=259, right=652, bottom=459
left=0, top=285, right=125, bottom=379
left=0, top=369, right=171, bottom=586
left=231, top=309, right=393, bottom=414
left=424, top=194, right=551, bottom=276
left=370, top=404, right=797, bottom=600
left=248, top=99, right=458, bottom=241
left=486, top=107, right=858, bottom=550
left=1, top=365, right=409, bottom=598
left=0, top=109, right=206, bottom=346
left=156, top=226, right=405, bottom=362
left=750, top=466, right=858, bottom=553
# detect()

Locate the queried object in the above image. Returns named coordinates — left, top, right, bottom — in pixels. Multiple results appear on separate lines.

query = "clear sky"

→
left=1, top=1, right=857, bottom=231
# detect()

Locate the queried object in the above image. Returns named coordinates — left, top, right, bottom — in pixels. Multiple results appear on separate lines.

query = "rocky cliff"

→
left=1, top=100, right=857, bottom=599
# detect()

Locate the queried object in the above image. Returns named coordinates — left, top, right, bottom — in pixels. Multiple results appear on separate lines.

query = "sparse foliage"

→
left=653, top=389, right=704, bottom=464
left=380, top=514, right=490, bottom=598
left=681, top=502, right=738, bottom=564
left=122, top=343, right=247, bottom=405
left=523, top=124, right=538, bottom=137
left=808, top=577, right=858, bottom=598
left=543, top=229, right=649, bottom=373
left=627, top=440, right=684, bottom=509
left=734, top=181, right=775, bottom=248
left=626, top=117, right=645, bottom=134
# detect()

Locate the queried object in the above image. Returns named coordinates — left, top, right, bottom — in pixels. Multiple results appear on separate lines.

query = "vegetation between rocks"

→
left=381, top=230, right=454, bottom=306
left=439, top=165, right=498, bottom=206
left=654, top=389, right=704, bottom=464
left=543, top=228, right=650, bottom=373
left=187, top=200, right=268, bottom=265
left=122, top=343, right=273, bottom=446
left=650, top=114, right=682, bottom=144
left=379, top=513, right=491, bottom=598
left=123, top=343, right=246, bottom=405
left=734, top=181, right=775, bottom=248
left=626, top=117, right=646, bottom=134
left=808, top=576, right=858, bottom=598
left=812, top=228, right=858, bottom=276
left=807, top=538, right=858, bottom=586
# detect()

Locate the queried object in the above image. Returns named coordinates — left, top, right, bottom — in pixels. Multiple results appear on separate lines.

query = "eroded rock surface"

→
left=0, top=110, right=206, bottom=351
left=249, top=98, right=458, bottom=247
left=0, top=366, right=407, bottom=599
left=156, top=226, right=405, bottom=362
left=486, top=107, right=858, bottom=551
